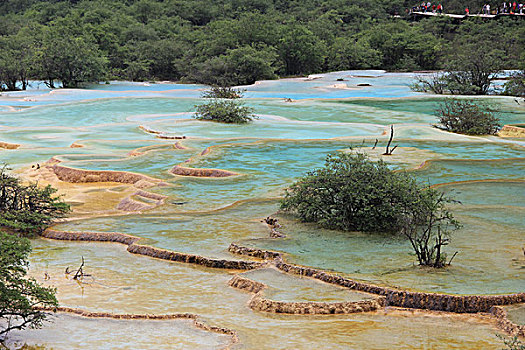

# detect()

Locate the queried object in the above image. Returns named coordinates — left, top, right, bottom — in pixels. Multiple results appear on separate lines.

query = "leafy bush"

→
left=194, top=88, right=257, bottom=124
left=435, top=98, right=501, bottom=135
left=194, top=100, right=256, bottom=124
left=410, top=42, right=504, bottom=96
left=0, top=231, right=58, bottom=340
left=202, top=86, right=244, bottom=99
left=0, top=165, right=70, bottom=236
left=281, top=152, right=459, bottom=267
left=281, top=153, right=417, bottom=233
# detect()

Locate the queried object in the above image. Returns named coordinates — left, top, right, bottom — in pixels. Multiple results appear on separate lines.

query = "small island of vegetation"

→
left=281, top=153, right=460, bottom=268
left=194, top=87, right=256, bottom=124
left=435, top=98, right=501, bottom=135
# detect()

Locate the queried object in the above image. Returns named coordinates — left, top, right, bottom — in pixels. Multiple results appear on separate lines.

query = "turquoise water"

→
left=1, top=71, right=523, bottom=348
left=505, top=304, right=525, bottom=325
left=60, top=145, right=194, bottom=179
left=240, top=182, right=525, bottom=295
left=56, top=200, right=274, bottom=259
left=340, top=97, right=525, bottom=126
left=240, top=267, right=378, bottom=302
left=413, top=158, right=525, bottom=185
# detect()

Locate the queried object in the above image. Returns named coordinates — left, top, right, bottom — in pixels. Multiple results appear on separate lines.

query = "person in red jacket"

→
left=465, top=7, right=470, bottom=14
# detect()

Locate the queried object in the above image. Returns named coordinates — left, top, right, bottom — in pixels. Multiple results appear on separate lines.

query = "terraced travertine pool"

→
left=0, top=71, right=523, bottom=349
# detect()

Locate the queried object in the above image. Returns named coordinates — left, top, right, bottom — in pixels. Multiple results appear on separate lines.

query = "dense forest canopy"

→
left=0, top=0, right=524, bottom=88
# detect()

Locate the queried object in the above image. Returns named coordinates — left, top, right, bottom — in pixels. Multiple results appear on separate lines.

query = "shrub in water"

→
left=435, top=98, right=501, bottom=135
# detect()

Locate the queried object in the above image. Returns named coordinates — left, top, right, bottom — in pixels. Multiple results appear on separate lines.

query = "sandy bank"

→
left=499, top=125, right=525, bottom=138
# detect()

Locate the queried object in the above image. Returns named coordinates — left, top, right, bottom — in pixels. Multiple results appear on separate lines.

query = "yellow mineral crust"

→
left=18, top=159, right=165, bottom=217
left=0, top=141, right=20, bottom=149
left=499, top=125, right=525, bottom=138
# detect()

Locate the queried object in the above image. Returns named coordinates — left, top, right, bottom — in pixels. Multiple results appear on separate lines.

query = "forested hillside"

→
left=0, top=0, right=523, bottom=88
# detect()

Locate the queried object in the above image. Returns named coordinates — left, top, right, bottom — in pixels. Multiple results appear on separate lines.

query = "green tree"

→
left=0, top=30, right=36, bottom=91
left=277, top=25, right=326, bottom=76
left=443, top=43, right=504, bottom=95
left=0, top=36, right=23, bottom=91
left=0, top=166, right=70, bottom=236
left=146, top=39, right=187, bottom=80
left=223, top=45, right=278, bottom=85
left=399, top=188, right=459, bottom=267
left=364, top=22, right=443, bottom=71
left=34, top=28, right=107, bottom=88
left=234, top=12, right=279, bottom=47
left=0, top=231, right=58, bottom=340
left=435, top=98, right=501, bottom=135
left=281, top=152, right=459, bottom=267
left=411, top=41, right=505, bottom=96
left=411, top=72, right=448, bottom=94
left=129, top=0, right=163, bottom=24
left=327, top=37, right=381, bottom=71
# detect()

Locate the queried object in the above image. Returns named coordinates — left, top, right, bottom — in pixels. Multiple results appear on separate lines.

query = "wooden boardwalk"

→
left=410, top=11, right=525, bottom=19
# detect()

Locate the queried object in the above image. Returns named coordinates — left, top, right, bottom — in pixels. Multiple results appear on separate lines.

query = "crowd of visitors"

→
left=411, top=2, right=525, bottom=15
left=482, top=2, right=525, bottom=14
left=412, top=2, right=444, bottom=13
